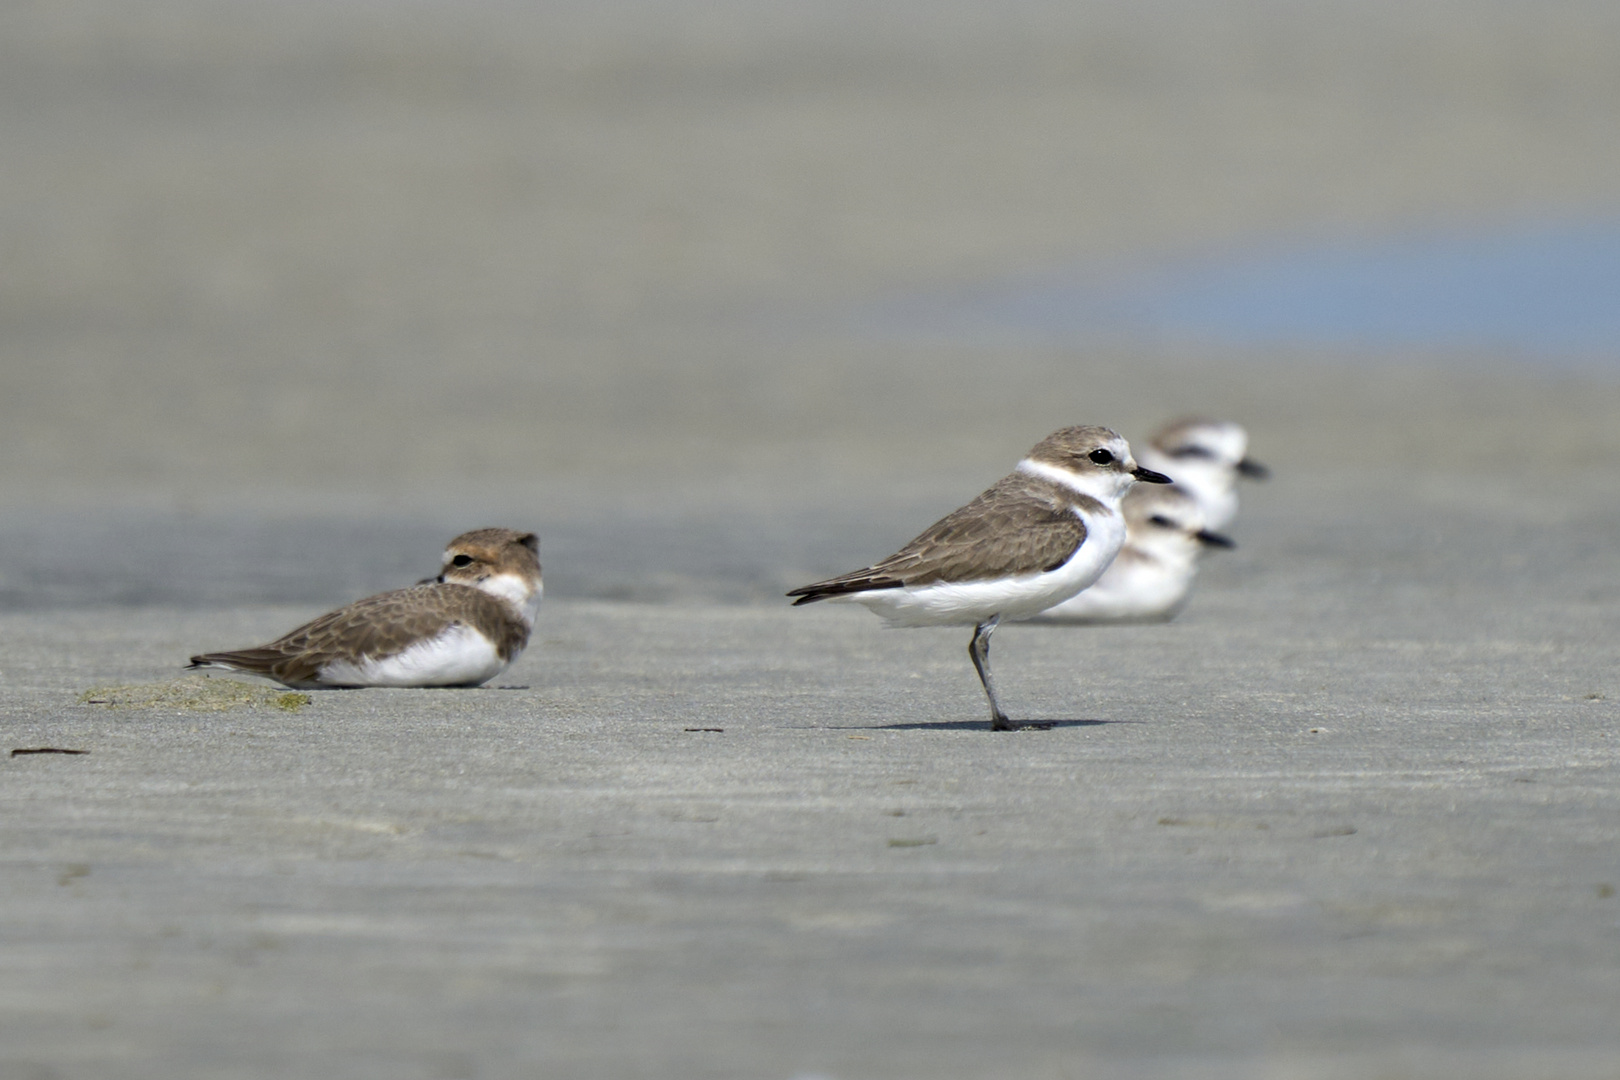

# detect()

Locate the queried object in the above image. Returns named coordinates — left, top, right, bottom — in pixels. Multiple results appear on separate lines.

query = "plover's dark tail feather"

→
left=787, top=572, right=905, bottom=605
left=187, top=648, right=285, bottom=674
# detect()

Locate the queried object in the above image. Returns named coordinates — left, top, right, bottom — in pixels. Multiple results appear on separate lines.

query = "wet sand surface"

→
left=3, top=2, right=1620, bottom=1077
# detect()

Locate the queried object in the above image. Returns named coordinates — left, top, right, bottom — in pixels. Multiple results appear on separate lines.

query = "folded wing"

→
left=788, top=474, right=1088, bottom=604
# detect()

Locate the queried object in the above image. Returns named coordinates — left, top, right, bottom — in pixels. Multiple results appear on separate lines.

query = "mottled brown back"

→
left=788, top=473, right=1092, bottom=602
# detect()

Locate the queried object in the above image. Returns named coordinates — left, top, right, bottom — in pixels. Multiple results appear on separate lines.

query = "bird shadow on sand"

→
left=830, top=718, right=1129, bottom=732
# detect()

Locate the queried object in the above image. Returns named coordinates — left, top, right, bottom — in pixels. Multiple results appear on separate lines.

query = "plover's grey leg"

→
left=969, top=616, right=1013, bottom=731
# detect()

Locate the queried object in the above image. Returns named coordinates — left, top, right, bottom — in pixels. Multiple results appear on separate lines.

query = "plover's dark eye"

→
left=450, top=554, right=473, bottom=568
left=1149, top=515, right=1176, bottom=529
left=1088, top=448, right=1115, bottom=465
left=1169, top=445, right=1216, bottom=460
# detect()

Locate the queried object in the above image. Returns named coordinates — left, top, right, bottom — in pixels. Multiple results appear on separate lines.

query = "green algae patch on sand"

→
left=78, top=677, right=311, bottom=713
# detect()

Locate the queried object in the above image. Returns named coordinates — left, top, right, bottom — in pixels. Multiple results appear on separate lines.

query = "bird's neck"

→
left=1016, top=458, right=1126, bottom=507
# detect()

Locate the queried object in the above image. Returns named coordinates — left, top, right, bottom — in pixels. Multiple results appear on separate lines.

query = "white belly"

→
left=317, top=623, right=514, bottom=688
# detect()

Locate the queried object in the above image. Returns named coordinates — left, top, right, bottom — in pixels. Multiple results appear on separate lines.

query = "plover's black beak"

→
left=1132, top=467, right=1173, bottom=484
left=1237, top=457, right=1270, bottom=480
left=1196, top=529, right=1236, bottom=549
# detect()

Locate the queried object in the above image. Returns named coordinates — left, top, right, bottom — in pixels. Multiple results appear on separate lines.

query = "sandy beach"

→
left=2, top=2, right=1619, bottom=1076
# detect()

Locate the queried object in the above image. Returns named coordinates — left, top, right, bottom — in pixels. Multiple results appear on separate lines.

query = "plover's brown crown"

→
left=1024, top=425, right=1134, bottom=475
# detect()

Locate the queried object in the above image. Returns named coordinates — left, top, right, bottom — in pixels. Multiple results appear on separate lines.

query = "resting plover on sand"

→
left=788, top=426, right=1169, bottom=730
left=188, top=528, right=542, bottom=689
left=1136, top=418, right=1268, bottom=531
left=1027, top=483, right=1233, bottom=624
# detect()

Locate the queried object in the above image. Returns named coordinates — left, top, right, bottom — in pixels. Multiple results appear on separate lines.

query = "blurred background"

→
left=3, top=0, right=1619, bottom=610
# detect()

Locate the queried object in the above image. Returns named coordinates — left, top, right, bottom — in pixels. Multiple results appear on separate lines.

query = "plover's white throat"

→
left=788, top=425, right=1170, bottom=730
left=1137, top=418, right=1268, bottom=531
left=1028, top=483, right=1233, bottom=623
left=188, top=528, right=542, bottom=689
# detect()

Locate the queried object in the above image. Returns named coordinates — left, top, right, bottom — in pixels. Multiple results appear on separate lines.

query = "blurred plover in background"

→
left=1136, top=418, right=1268, bottom=531
left=1028, top=483, right=1233, bottom=623
left=188, top=528, right=542, bottom=689
left=788, top=426, right=1169, bottom=730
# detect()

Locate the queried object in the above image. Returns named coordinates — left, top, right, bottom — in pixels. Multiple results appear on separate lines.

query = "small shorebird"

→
left=787, top=426, right=1169, bottom=730
left=1028, top=483, right=1233, bottom=623
left=187, top=528, right=542, bottom=689
left=1136, top=418, right=1268, bottom=531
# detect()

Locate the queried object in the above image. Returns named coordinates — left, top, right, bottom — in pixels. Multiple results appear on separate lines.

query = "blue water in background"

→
left=878, top=221, right=1620, bottom=361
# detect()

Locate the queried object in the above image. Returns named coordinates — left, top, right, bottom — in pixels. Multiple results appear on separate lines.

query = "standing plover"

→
left=788, top=426, right=1169, bottom=730
left=1136, top=418, right=1268, bottom=531
left=188, top=528, right=542, bottom=689
left=1027, top=483, right=1233, bottom=623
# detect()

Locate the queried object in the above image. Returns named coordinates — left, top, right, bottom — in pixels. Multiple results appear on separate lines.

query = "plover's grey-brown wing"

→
left=788, top=473, right=1091, bottom=603
left=189, top=583, right=526, bottom=686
